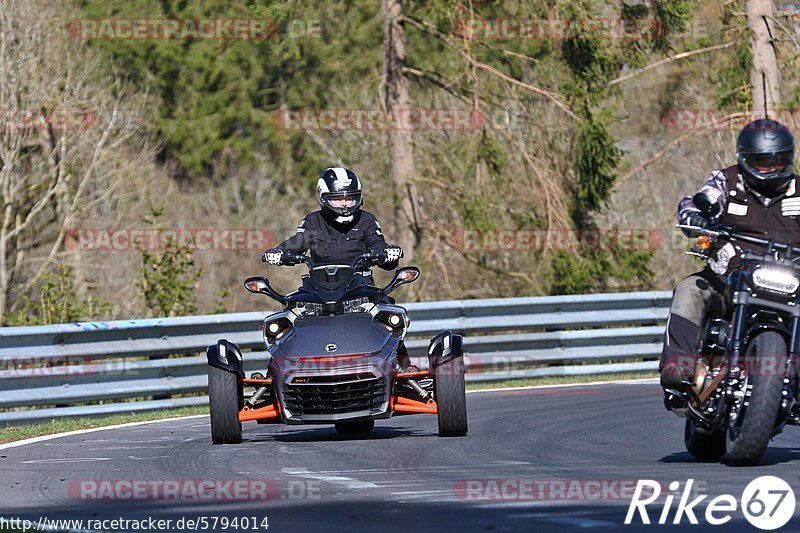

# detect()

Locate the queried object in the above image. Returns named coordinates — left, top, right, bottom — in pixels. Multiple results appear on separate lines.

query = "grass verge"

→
left=0, top=405, right=208, bottom=444
left=465, top=370, right=658, bottom=390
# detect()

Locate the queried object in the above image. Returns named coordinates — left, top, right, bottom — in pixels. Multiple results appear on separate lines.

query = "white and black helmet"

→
left=317, top=167, right=363, bottom=223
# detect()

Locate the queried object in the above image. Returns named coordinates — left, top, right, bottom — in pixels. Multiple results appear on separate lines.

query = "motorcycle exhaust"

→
left=671, top=359, right=710, bottom=419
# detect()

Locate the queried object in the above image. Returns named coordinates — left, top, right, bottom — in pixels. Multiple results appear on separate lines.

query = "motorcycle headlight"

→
left=342, top=297, right=370, bottom=314
left=752, top=268, right=800, bottom=294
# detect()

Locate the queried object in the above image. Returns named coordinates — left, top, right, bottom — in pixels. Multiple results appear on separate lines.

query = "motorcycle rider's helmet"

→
left=737, top=118, right=796, bottom=197
left=317, top=167, right=363, bottom=223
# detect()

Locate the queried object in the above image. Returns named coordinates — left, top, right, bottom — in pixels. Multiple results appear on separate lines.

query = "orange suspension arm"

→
left=239, top=403, right=281, bottom=422
left=392, top=395, right=438, bottom=414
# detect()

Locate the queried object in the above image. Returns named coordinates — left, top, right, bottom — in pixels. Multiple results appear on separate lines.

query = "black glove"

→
left=681, top=213, right=710, bottom=237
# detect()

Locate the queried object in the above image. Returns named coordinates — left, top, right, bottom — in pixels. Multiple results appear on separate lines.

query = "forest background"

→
left=1, top=0, right=795, bottom=325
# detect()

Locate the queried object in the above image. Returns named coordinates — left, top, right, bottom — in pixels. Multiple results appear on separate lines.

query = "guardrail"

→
left=0, top=291, right=671, bottom=425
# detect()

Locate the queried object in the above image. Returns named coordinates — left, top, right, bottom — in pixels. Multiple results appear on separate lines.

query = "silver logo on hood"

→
left=325, top=343, right=337, bottom=352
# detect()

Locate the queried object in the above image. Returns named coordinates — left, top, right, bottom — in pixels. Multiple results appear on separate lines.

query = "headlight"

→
left=342, top=297, right=370, bottom=314
left=263, top=316, right=293, bottom=343
left=752, top=268, right=800, bottom=294
left=375, top=310, right=406, bottom=333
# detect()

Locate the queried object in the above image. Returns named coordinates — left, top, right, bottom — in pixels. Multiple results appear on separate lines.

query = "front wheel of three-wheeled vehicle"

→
left=435, top=355, right=468, bottom=437
left=208, top=365, right=243, bottom=444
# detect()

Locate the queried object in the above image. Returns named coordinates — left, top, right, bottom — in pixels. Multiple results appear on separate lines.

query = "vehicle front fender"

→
left=207, top=339, right=244, bottom=375
left=428, top=331, right=464, bottom=369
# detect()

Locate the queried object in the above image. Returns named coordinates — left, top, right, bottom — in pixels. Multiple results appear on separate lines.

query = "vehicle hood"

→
left=274, top=313, right=392, bottom=358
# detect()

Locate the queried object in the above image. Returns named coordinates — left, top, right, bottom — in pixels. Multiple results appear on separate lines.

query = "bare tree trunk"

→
left=747, top=0, right=781, bottom=115
left=382, top=0, right=419, bottom=258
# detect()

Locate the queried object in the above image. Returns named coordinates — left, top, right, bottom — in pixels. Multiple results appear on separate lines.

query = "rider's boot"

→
left=660, top=312, right=704, bottom=411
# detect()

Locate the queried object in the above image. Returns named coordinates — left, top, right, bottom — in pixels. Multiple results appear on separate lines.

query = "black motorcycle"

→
left=671, top=203, right=800, bottom=465
left=206, top=250, right=468, bottom=443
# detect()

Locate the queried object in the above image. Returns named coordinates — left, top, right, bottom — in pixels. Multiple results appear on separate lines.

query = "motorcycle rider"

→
left=660, top=118, right=800, bottom=408
left=263, top=167, right=414, bottom=370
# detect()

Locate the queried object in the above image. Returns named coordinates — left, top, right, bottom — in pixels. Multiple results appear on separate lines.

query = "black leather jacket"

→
left=275, top=210, right=398, bottom=271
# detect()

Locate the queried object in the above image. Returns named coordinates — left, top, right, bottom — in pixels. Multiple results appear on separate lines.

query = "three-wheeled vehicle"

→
left=206, top=250, right=468, bottom=443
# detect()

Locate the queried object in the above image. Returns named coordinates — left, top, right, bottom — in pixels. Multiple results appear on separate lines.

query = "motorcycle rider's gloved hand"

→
left=263, top=248, right=284, bottom=266
left=383, top=245, right=403, bottom=264
left=681, top=213, right=710, bottom=237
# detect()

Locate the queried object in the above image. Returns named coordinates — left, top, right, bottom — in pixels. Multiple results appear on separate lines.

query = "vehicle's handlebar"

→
left=277, top=251, right=387, bottom=270
left=676, top=224, right=797, bottom=254
left=282, top=252, right=312, bottom=266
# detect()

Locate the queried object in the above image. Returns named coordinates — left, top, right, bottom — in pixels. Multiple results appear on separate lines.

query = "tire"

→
left=435, top=355, right=468, bottom=437
left=684, top=419, right=725, bottom=460
left=208, top=365, right=243, bottom=444
left=335, top=420, right=375, bottom=435
left=725, top=331, right=785, bottom=466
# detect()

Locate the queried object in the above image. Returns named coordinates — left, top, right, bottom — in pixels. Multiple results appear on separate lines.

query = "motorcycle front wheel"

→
left=725, top=331, right=785, bottom=466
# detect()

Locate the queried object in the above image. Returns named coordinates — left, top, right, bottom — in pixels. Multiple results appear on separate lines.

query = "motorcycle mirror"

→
left=383, top=266, right=421, bottom=294
left=397, top=267, right=420, bottom=283
left=692, top=192, right=722, bottom=218
left=244, top=276, right=289, bottom=305
left=244, top=277, right=270, bottom=294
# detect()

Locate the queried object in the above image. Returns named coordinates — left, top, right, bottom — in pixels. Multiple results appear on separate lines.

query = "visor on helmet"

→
left=740, top=151, right=794, bottom=175
left=321, top=191, right=361, bottom=215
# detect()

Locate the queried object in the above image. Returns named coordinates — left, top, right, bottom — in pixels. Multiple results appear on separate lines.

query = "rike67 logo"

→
left=625, top=476, right=796, bottom=530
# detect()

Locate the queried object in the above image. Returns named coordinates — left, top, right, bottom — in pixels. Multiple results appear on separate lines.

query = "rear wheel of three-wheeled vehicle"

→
left=208, top=365, right=243, bottom=444
left=435, top=356, right=468, bottom=437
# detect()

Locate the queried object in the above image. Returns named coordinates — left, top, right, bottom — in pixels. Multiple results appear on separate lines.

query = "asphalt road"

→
left=1, top=381, right=800, bottom=532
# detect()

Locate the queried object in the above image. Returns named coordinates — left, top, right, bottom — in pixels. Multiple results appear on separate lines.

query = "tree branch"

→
left=467, top=59, right=578, bottom=119
left=608, top=42, right=735, bottom=86
left=616, top=112, right=747, bottom=188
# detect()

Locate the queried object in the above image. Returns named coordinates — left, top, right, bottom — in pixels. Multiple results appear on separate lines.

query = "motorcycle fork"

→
left=784, top=315, right=800, bottom=415
left=726, top=300, right=747, bottom=372
left=717, top=285, right=749, bottom=418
